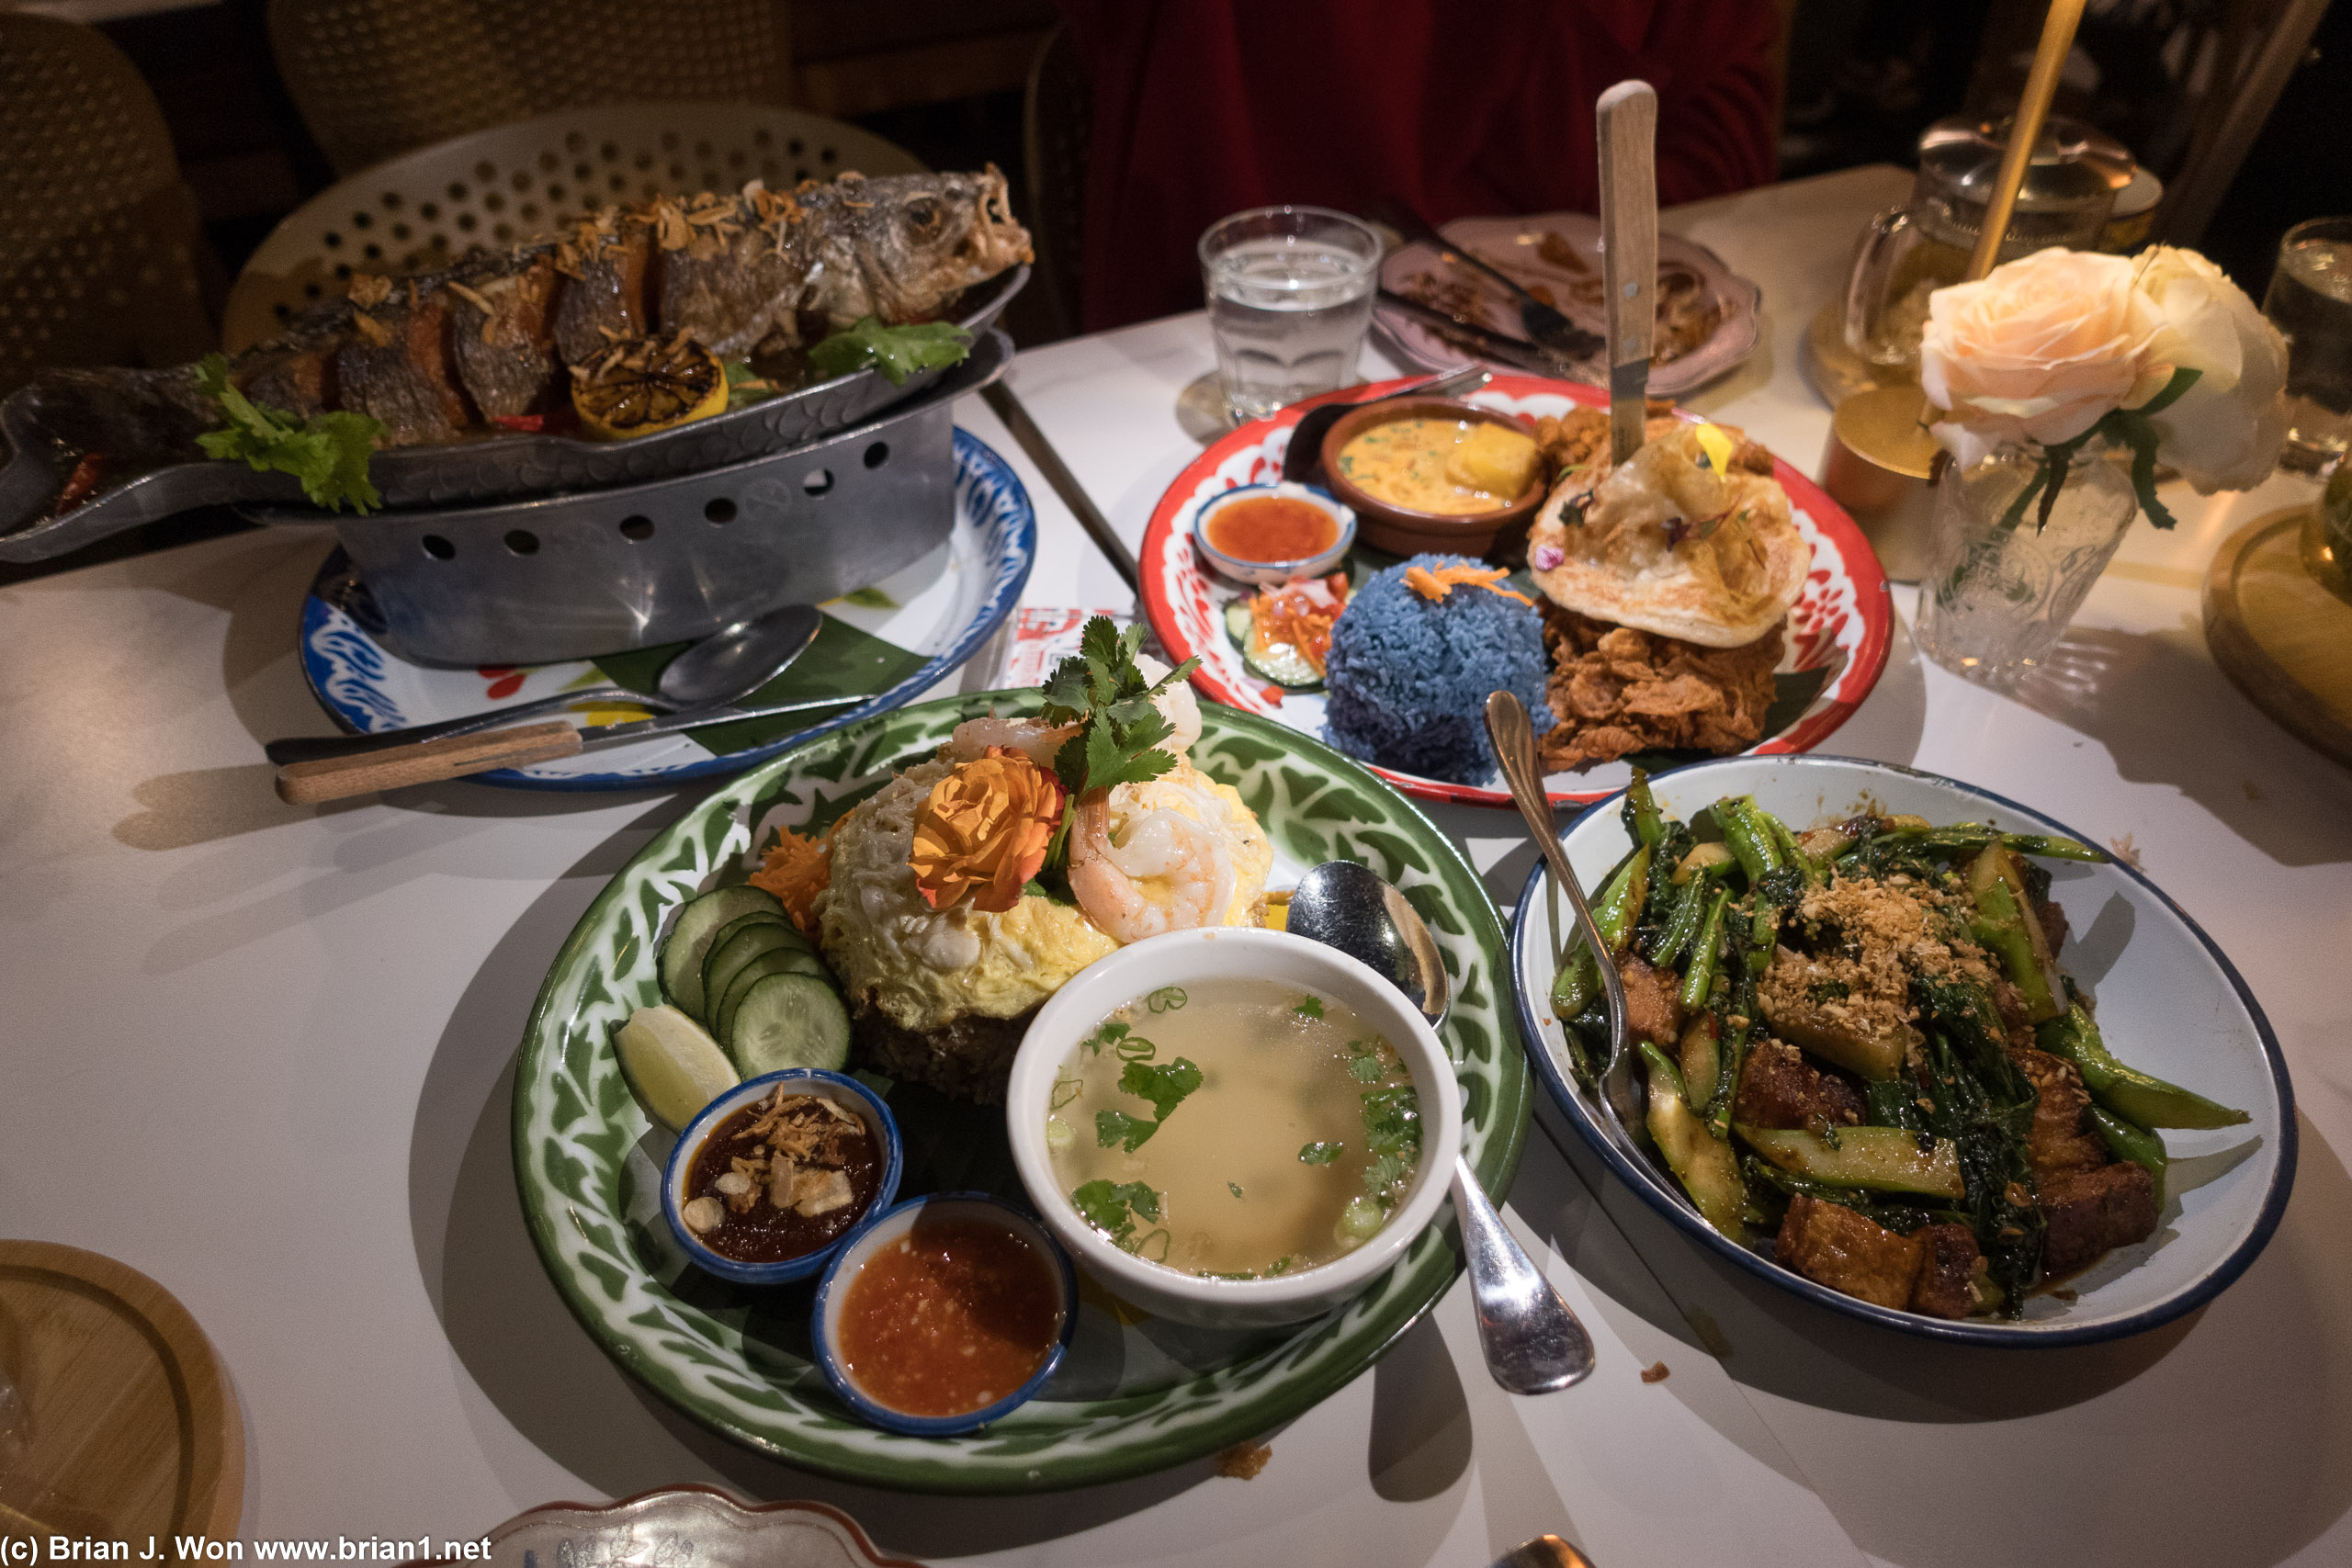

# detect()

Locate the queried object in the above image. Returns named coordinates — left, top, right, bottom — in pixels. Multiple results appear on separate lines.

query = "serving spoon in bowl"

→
left=1286, top=858, right=1596, bottom=1394
left=264, top=602, right=827, bottom=766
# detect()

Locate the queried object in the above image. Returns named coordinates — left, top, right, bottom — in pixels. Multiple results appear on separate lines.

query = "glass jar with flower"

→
left=1912, top=245, right=2290, bottom=686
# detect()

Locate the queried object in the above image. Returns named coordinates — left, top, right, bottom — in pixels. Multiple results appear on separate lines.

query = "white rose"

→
left=2132, top=245, right=2290, bottom=494
left=1917, top=248, right=2170, bottom=469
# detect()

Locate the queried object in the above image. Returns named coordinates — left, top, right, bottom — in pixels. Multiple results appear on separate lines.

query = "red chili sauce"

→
left=836, top=1217, right=1061, bottom=1417
left=1204, top=495, right=1339, bottom=564
left=684, top=1095, right=881, bottom=1264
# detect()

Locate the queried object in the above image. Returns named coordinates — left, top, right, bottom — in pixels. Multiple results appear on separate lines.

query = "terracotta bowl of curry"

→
left=1317, top=398, right=1549, bottom=557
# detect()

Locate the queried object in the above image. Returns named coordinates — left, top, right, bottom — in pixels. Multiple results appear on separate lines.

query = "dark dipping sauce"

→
left=1204, top=495, right=1339, bottom=564
left=837, top=1217, right=1060, bottom=1417
left=684, top=1092, right=881, bottom=1265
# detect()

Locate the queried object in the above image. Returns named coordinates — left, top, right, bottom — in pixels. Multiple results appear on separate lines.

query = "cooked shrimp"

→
left=943, top=714, right=1078, bottom=766
left=1069, top=784, right=1236, bottom=943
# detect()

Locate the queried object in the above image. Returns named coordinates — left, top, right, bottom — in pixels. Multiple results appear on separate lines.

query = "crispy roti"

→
left=1528, top=421, right=1811, bottom=649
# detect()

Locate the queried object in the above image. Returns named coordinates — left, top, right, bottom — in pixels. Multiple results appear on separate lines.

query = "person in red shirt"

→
left=1057, top=0, right=1782, bottom=331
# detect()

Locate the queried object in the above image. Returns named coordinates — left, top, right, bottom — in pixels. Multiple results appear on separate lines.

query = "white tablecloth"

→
left=5, top=163, right=2347, bottom=1567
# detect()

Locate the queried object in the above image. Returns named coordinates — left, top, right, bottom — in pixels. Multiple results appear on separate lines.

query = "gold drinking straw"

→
left=1964, top=0, right=2089, bottom=282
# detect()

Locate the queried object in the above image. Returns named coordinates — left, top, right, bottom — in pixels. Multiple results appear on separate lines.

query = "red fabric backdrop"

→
left=1058, top=0, right=1781, bottom=331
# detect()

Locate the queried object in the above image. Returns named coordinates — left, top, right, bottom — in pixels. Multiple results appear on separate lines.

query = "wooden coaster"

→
left=0, top=1242, right=243, bottom=1540
left=2203, top=505, right=2352, bottom=770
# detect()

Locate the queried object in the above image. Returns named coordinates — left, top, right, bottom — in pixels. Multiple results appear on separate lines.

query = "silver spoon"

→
left=265, top=602, right=827, bottom=765
left=1483, top=693, right=1641, bottom=1156
left=1287, top=859, right=1597, bottom=1395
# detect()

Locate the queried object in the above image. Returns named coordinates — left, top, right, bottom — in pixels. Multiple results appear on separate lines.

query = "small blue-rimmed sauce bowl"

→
left=810, top=1192, right=1077, bottom=1437
left=1192, top=481, right=1355, bottom=588
left=662, top=1069, right=902, bottom=1287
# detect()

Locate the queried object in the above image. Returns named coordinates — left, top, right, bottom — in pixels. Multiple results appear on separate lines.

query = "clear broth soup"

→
left=1046, top=978, right=1423, bottom=1278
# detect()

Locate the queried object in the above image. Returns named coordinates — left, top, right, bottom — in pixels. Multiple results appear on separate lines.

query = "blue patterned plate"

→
left=515, top=694, right=1532, bottom=1490
left=296, top=430, right=1035, bottom=791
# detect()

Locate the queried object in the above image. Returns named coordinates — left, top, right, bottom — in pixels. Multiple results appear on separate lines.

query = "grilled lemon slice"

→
left=571, top=331, right=728, bottom=441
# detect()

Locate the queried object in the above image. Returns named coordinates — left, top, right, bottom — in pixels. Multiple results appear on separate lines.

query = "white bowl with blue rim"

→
left=662, top=1068, right=903, bottom=1286
left=810, top=1192, right=1079, bottom=1437
left=1191, top=481, right=1355, bottom=589
left=1506, top=753, right=2296, bottom=1347
left=1003, top=927, right=1461, bottom=1329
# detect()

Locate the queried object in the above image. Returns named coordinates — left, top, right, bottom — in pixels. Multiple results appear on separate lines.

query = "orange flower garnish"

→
left=1403, top=561, right=1533, bottom=607
left=910, top=747, right=1067, bottom=913
left=748, top=825, right=832, bottom=935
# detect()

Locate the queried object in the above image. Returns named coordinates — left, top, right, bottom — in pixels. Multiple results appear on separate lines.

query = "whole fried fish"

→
left=33, top=167, right=1032, bottom=460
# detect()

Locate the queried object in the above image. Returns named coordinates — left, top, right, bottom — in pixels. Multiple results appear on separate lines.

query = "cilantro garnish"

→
left=1092, top=1055, right=1203, bottom=1152
left=1348, top=1054, right=1385, bottom=1083
left=1295, top=996, right=1325, bottom=1020
left=1082, top=1020, right=1131, bottom=1057
left=1069, top=1179, right=1160, bottom=1251
left=1037, top=617, right=1203, bottom=798
left=1360, top=1085, right=1422, bottom=1206
left=1299, top=1141, right=1344, bottom=1165
left=194, top=354, right=382, bottom=513
left=1228, top=1181, right=1245, bottom=1199
left=806, top=316, right=971, bottom=386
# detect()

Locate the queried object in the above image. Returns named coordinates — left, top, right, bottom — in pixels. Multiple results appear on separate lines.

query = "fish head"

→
left=836, top=167, right=1034, bottom=322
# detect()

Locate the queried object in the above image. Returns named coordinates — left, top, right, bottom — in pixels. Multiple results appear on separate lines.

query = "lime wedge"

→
left=616, top=1005, right=739, bottom=1131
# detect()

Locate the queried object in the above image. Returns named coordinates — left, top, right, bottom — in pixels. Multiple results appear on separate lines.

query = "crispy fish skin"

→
left=27, top=166, right=1031, bottom=464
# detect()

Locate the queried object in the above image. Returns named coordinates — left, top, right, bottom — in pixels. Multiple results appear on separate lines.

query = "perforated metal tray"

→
left=0, top=266, right=1024, bottom=561
left=253, top=330, right=1010, bottom=668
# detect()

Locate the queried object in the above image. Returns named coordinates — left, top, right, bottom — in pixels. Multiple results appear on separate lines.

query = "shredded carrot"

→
left=1402, top=561, right=1533, bottom=607
left=1249, top=578, right=1346, bottom=673
left=747, top=825, right=833, bottom=935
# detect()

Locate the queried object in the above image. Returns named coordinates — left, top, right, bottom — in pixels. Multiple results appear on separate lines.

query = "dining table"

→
left=5, top=159, right=2350, bottom=1568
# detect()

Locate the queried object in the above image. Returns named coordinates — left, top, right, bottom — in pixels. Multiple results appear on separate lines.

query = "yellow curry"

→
left=1336, top=418, right=1543, bottom=515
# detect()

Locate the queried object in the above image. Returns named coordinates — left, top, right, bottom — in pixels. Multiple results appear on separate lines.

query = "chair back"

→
left=1022, top=25, right=1092, bottom=342
left=221, top=101, right=924, bottom=352
left=266, top=0, right=796, bottom=176
left=0, top=14, right=218, bottom=395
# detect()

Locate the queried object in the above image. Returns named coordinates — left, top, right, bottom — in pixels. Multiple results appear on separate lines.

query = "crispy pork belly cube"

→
left=1774, top=1193, right=1921, bottom=1311
left=1733, top=1038, right=1866, bottom=1130
left=2013, top=1046, right=2109, bottom=1177
left=1615, top=953, right=1683, bottom=1047
left=2040, top=1161, right=2159, bottom=1277
left=1908, top=1223, right=1983, bottom=1319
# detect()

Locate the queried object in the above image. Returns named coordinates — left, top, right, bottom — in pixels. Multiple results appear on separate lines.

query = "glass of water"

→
left=1199, top=206, right=1383, bottom=423
left=2264, top=215, right=2352, bottom=471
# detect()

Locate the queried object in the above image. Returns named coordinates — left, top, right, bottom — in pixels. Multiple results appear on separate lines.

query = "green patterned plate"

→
left=513, top=693, right=1532, bottom=1492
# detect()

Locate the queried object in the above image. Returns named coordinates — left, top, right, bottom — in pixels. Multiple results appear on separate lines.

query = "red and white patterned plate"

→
left=1138, top=376, right=1894, bottom=809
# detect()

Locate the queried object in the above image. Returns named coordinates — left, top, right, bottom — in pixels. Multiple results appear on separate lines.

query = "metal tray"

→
left=0, top=266, right=1025, bottom=562
left=260, top=330, right=1010, bottom=667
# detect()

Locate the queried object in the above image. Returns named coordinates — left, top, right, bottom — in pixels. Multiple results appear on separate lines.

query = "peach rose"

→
left=2133, top=245, right=2290, bottom=494
left=909, top=747, right=1066, bottom=913
left=1919, top=247, right=2170, bottom=467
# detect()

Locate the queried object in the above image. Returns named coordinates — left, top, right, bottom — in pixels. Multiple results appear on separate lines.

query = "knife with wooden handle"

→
left=1596, top=80, right=1659, bottom=465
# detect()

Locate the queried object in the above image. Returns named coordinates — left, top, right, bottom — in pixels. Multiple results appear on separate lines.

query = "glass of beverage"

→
left=2263, top=215, right=2352, bottom=471
left=1199, top=207, right=1382, bottom=423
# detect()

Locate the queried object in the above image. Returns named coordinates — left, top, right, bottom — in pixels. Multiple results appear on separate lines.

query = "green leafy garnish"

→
left=1038, top=617, right=1204, bottom=798
left=1069, top=1179, right=1160, bottom=1251
left=193, top=354, right=382, bottom=513
left=1123, top=1056, right=1203, bottom=1122
left=1082, top=1020, right=1131, bottom=1057
left=1348, top=1054, right=1385, bottom=1084
left=721, top=358, right=781, bottom=409
left=1295, top=996, right=1325, bottom=1020
left=1299, top=1141, right=1344, bottom=1165
left=1227, top=1181, right=1245, bottom=1199
left=1360, top=1085, right=1422, bottom=1206
left=806, top=316, right=972, bottom=387
left=1092, top=1055, right=1203, bottom=1152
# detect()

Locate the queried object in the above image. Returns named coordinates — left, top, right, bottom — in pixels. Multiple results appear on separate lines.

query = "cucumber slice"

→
left=713, top=946, right=831, bottom=1044
left=659, top=885, right=785, bottom=1021
left=615, top=1005, right=738, bottom=1131
left=1224, top=598, right=1324, bottom=689
left=700, top=915, right=808, bottom=1016
left=727, top=972, right=852, bottom=1077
